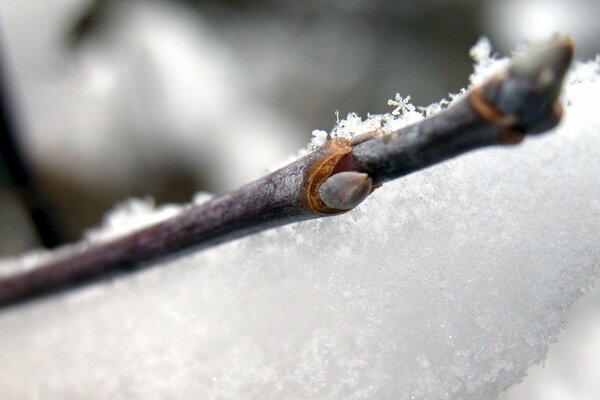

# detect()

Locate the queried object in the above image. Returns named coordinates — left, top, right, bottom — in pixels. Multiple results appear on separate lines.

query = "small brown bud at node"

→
left=319, top=172, right=373, bottom=210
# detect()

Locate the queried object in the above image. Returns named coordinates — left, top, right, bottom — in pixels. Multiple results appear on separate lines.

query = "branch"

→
left=0, top=37, right=573, bottom=309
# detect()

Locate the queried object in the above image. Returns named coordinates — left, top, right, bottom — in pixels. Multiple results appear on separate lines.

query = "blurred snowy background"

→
left=0, top=0, right=599, bottom=398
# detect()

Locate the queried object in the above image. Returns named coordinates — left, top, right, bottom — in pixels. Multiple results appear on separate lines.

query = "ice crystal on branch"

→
left=388, top=93, right=416, bottom=116
left=310, top=129, right=329, bottom=149
left=469, top=37, right=510, bottom=86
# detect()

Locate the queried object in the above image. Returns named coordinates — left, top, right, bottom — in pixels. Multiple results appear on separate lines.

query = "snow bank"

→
left=0, top=42, right=599, bottom=399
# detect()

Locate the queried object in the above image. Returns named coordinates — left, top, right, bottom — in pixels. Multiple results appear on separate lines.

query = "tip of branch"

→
left=511, top=36, right=573, bottom=82
left=486, top=36, right=574, bottom=133
left=510, top=36, right=573, bottom=98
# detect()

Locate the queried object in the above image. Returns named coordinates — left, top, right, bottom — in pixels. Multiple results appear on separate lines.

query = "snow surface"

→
left=499, top=283, right=600, bottom=400
left=1, top=41, right=599, bottom=399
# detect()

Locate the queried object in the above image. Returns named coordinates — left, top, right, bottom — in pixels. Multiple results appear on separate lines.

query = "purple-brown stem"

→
left=0, top=37, right=573, bottom=309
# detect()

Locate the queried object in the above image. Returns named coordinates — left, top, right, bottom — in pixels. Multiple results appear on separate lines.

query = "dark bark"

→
left=0, top=38, right=573, bottom=309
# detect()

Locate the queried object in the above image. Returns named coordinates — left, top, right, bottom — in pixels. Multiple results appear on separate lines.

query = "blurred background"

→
left=0, top=0, right=598, bottom=398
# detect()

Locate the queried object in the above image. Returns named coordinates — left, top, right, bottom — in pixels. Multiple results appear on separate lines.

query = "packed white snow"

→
left=0, top=40, right=599, bottom=399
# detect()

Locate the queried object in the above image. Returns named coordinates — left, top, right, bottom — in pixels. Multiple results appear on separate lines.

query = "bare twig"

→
left=0, top=38, right=573, bottom=309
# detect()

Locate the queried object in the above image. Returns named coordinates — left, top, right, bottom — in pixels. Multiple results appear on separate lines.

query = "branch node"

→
left=469, top=80, right=522, bottom=144
left=301, top=138, right=353, bottom=215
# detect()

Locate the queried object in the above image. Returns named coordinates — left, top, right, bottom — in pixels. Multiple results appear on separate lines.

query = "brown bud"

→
left=319, top=171, right=373, bottom=211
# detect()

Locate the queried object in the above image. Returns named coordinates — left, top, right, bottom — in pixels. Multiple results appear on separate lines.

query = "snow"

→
left=1, top=43, right=599, bottom=399
left=499, top=284, right=600, bottom=400
left=310, top=129, right=330, bottom=148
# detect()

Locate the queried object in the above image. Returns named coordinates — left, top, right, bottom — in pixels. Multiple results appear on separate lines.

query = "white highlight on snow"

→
left=0, top=41, right=599, bottom=400
left=84, top=198, right=183, bottom=244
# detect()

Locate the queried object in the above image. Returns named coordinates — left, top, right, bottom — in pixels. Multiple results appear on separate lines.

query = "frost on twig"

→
left=1, top=37, right=600, bottom=400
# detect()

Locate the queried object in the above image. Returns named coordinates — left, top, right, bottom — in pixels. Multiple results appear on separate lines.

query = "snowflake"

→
left=388, top=93, right=416, bottom=116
